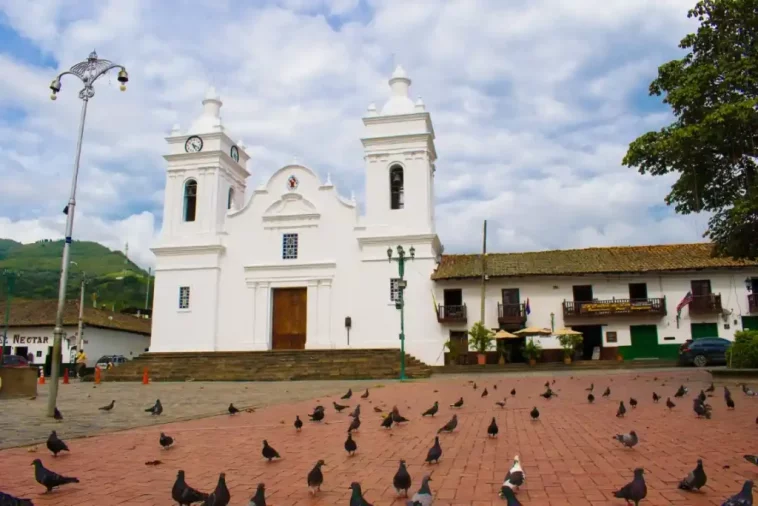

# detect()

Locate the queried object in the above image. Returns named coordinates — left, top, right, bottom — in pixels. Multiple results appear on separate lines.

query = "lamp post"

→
left=1, top=270, right=19, bottom=362
left=70, top=262, right=86, bottom=353
left=387, top=244, right=415, bottom=381
left=46, top=51, right=129, bottom=417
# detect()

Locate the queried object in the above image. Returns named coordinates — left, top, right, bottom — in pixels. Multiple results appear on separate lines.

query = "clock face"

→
left=231, top=145, right=239, bottom=162
left=185, top=136, right=203, bottom=153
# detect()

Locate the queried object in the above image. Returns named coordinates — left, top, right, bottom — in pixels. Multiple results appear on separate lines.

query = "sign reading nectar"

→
left=287, top=175, right=299, bottom=191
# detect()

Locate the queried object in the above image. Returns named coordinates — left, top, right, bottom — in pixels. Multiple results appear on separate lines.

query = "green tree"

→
left=623, top=0, right=758, bottom=259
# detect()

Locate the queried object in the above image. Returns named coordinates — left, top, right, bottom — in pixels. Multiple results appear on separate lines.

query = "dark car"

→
left=678, top=337, right=731, bottom=367
left=1, top=354, right=30, bottom=368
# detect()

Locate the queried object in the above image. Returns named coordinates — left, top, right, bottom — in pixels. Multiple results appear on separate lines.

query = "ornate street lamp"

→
left=388, top=244, right=415, bottom=380
left=46, top=51, right=129, bottom=418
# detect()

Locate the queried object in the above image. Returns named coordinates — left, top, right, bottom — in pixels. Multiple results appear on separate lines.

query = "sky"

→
left=0, top=0, right=710, bottom=269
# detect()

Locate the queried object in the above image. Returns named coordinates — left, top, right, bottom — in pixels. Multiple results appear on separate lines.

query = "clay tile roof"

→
left=431, top=243, right=758, bottom=280
left=5, top=299, right=152, bottom=335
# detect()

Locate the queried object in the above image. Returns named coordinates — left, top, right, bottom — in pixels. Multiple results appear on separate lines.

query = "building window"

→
left=179, top=286, right=191, bottom=309
left=390, top=278, right=401, bottom=301
left=227, top=187, right=234, bottom=210
left=282, top=233, right=298, bottom=259
left=183, top=179, right=198, bottom=222
left=389, top=165, right=404, bottom=210
left=628, top=283, right=648, bottom=300
left=36, top=350, right=42, bottom=358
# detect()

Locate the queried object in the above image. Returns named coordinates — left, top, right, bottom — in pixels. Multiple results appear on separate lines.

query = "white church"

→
left=150, top=66, right=447, bottom=365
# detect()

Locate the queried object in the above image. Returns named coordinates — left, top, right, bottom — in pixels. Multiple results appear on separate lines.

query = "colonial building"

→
left=2, top=300, right=151, bottom=367
left=432, top=244, right=758, bottom=362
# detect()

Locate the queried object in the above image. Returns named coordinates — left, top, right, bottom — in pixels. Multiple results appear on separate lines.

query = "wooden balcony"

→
left=689, top=293, right=723, bottom=315
left=748, top=293, right=757, bottom=314
left=437, top=304, right=467, bottom=324
left=498, top=303, right=527, bottom=326
left=563, top=297, right=667, bottom=318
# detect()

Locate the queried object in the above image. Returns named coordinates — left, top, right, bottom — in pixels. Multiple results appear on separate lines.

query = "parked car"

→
left=95, top=355, right=128, bottom=369
left=678, top=337, right=731, bottom=367
left=1, top=354, right=30, bottom=368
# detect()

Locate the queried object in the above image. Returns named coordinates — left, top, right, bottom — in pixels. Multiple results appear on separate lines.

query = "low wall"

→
left=0, top=367, right=38, bottom=399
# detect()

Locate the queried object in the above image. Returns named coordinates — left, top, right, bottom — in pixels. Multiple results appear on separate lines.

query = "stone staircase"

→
left=103, top=349, right=432, bottom=382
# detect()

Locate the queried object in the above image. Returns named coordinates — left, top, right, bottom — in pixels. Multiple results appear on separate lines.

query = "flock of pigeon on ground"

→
left=1, top=376, right=757, bottom=505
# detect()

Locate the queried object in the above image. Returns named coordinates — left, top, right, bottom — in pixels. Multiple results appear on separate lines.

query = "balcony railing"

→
left=563, top=297, right=667, bottom=318
left=689, top=293, right=723, bottom=315
left=748, top=293, right=757, bottom=314
left=498, top=302, right=527, bottom=325
left=437, top=304, right=467, bottom=324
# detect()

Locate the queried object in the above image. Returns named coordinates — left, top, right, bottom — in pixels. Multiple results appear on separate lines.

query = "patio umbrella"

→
left=493, top=330, right=518, bottom=339
left=514, top=327, right=552, bottom=335
left=554, top=328, right=583, bottom=336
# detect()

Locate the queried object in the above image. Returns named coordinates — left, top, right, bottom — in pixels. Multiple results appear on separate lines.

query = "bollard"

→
left=142, top=367, right=149, bottom=385
left=63, top=368, right=69, bottom=384
left=94, top=367, right=101, bottom=385
left=38, top=369, right=45, bottom=385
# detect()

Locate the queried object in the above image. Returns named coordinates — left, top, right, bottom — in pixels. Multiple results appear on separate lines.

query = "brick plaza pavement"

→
left=1, top=369, right=757, bottom=505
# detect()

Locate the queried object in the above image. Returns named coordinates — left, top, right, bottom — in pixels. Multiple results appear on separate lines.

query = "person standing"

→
left=75, top=349, right=87, bottom=379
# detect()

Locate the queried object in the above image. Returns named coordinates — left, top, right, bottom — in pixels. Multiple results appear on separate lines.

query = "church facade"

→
left=150, top=66, right=447, bottom=365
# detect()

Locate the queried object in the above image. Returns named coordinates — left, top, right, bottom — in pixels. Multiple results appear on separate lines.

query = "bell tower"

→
left=361, top=66, right=437, bottom=236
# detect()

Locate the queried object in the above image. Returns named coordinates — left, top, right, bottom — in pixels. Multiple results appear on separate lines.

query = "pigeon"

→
left=540, top=388, right=556, bottom=399
left=725, top=386, right=733, bottom=399
left=530, top=407, right=539, bottom=420
left=333, top=401, right=349, bottom=413
left=437, top=414, right=457, bottom=433
left=675, top=385, right=687, bottom=397
left=422, top=402, right=439, bottom=416
left=203, top=472, right=230, bottom=506
left=393, top=460, right=412, bottom=497
left=666, top=398, right=676, bottom=410
left=373, top=406, right=383, bottom=413
left=727, top=395, right=736, bottom=409
left=614, top=430, right=638, bottom=448
left=510, top=388, right=516, bottom=396
left=586, top=383, right=594, bottom=392
left=341, top=389, right=353, bottom=400
left=544, top=381, right=550, bottom=388
left=698, top=390, right=707, bottom=403
left=294, top=416, right=303, bottom=431
left=46, top=431, right=69, bottom=457
left=502, top=455, right=525, bottom=490
left=261, top=440, right=280, bottom=461
left=53, top=407, right=63, bottom=421
left=228, top=403, right=239, bottom=415
left=744, top=455, right=758, bottom=466
left=98, top=400, right=115, bottom=411
left=487, top=417, right=499, bottom=437
left=344, top=433, right=357, bottom=456
left=678, top=459, right=707, bottom=491
left=160, top=432, right=174, bottom=449
left=308, top=409, right=325, bottom=422
left=0, top=491, right=33, bottom=505
left=496, top=400, right=507, bottom=408
left=481, top=388, right=488, bottom=398
left=587, top=393, right=595, bottom=403
left=450, top=397, right=464, bottom=408
left=32, top=459, right=79, bottom=492
left=145, top=399, right=162, bottom=415
left=348, top=415, right=361, bottom=433
left=616, top=401, right=626, bottom=418
left=473, top=382, right=478, bottom=390
left=307, top=460, right=325, bottom=495
left=493, top=384, right=497, bottom=390
left=694, top=399, right=709, bottom=418
left=172, top=470, right=208, bottom=506
left=381, top=414, right=394, bottom=429
left=743, top=384, right=756, bottom=396
left=425, top=437, right=442, bottom=464
left=499, top=486, right=522, bottom=506
left=706, top=382, right=715, bottom=393
left=349, top=482, right=373, bottom=506
left=391, top=406, right=409, bottom=424
left=248, top=483, right=266, bottom=506
left=406, top=475, right=433, bottom=506
left=361, top=389, right=369, bottom=399
left=349, top=405, right=361, bottom=418
left=613, top=468, right=647, bottom=506
left=652, top=392, right=660, bottom=403
left=722, top=480, right=753, bottom=506
left=602, top=387, right=611, bottom=397
left=629, top=397, right=638, bottom=408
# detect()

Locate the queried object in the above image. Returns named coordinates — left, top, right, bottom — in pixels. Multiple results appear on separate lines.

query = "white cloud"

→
left=0, top=0, right=709, bottom=270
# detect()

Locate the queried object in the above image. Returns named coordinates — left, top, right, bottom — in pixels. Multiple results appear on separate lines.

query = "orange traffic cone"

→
left=38, top=369, right=45, bottom=385
left=142, top=368, right=149, bottom=385
left=63, top=368, right=69, bottom=384
left=94, top=367, right=101, bottom=385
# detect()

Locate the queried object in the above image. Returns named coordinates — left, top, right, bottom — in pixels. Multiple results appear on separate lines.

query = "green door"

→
left=742, top=316, right=758, bottom=331
left=628, top=325, right=660, bottom=360
left=691, top=322, right=719, bottom=339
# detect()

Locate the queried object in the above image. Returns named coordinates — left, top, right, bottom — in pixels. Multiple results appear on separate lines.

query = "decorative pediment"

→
left=262, top=193, right=320, bottom=222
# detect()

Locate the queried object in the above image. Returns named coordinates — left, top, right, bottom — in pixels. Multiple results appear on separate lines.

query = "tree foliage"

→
left=623, top=0, right=758, bottom=259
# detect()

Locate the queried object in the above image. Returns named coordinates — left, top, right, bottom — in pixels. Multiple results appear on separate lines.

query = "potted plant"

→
left=468, top=321, right=494, bottom=365
left=523, top=339, right=542, bottom=366
left=557, top=333, right=584, bottom=365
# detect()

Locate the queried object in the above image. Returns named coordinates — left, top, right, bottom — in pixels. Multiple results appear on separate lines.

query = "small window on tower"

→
left=179, top=286, right=191, bottom=309
left=389, top=165, right=404, bottom=210
left=282, top=233, right=298, bottom=259
left=183, top=179, right=198, bottom=222
left=227, top=187, right=234, bottom=210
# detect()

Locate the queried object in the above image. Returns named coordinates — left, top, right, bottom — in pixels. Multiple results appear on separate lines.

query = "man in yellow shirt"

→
left=75, top=349, right=87, bottom=379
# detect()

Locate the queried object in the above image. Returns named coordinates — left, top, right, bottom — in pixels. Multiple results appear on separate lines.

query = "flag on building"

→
left=676, top=291, right=693, bottom=316
left=525, top=298, right=531, bottom=315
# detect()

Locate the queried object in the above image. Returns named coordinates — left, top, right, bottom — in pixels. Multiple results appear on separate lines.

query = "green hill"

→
left=0, top=239, right=153, bottom=312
